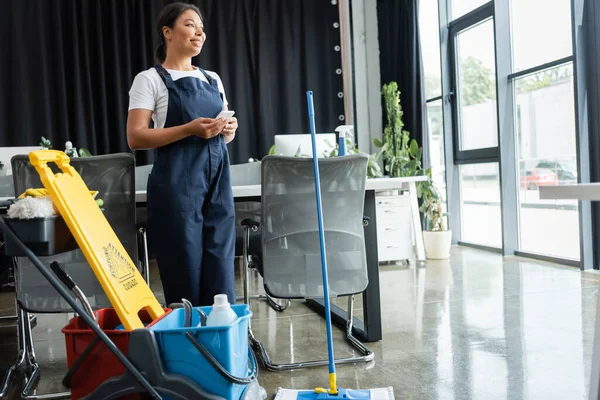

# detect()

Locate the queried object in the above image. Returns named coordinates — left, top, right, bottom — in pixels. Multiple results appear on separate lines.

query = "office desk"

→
left=137, top=175, right=427, bottom=343
left=539, top=184, right=600, bottom=400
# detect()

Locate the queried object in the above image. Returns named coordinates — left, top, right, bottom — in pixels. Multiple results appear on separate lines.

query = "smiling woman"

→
left=126, top=2, right=238, bottom=308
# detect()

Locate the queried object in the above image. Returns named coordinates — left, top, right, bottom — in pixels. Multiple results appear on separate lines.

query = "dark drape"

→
left=585, top=0, right=600, bottom=269
left=1, top=0, right=344, bottom=165
left=376, top=0, right=428, bottom=153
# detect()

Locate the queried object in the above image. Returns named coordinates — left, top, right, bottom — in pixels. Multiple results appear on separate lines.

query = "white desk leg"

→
left=408, top=182, right=425, bottom=261
left=590, top=282, right=600, bottom=399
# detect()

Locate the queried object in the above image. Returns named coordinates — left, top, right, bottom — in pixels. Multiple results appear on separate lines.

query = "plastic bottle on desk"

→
left=205, top=294, right=238, bottom=326
left=335, top=125, right=354, bottom=156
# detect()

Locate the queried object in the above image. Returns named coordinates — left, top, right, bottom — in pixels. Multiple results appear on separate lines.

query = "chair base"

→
left=248, top=295, right=374, bottom=371
left=0, top=306, right=69, bottom=400
left=237, top=293, right=291, bottom=312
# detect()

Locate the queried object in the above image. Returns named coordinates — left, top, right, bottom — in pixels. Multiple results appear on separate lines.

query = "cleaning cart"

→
left=0, top=150, right=260, bottom=400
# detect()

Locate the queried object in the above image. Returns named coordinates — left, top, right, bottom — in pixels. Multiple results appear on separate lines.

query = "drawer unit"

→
left=375, top=192, right=414, bottom=262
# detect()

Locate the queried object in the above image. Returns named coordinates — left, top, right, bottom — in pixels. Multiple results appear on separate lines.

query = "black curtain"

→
left=1, top=0, right=344, bottom=165
left=376, top=0, right=428, bottom=154
left=585, top=0, right=600, bottom=269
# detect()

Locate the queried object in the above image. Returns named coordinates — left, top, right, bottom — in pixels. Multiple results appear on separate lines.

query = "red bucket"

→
left=62, top=307, right=170, bottom=399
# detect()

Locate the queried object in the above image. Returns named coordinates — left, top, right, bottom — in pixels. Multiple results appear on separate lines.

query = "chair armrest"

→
left=241, top=218, right=260, bottom=231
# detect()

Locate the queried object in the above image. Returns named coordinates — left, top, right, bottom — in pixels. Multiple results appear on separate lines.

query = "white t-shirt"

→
left=128, top=67, right=228, bottom=129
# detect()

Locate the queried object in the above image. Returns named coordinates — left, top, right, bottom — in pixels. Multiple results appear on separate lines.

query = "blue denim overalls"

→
left=146, top=64, right=236, bottom=307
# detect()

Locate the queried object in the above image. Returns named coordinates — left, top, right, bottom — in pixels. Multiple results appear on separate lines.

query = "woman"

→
left=126, top=2, right=237, bottom=307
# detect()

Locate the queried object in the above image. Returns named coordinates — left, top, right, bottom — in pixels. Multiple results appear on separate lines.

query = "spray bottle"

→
left=335, top=125, right=354, bottom=156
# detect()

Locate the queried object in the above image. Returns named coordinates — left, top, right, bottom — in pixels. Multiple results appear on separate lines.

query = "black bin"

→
left=2, top=215, right=78, bottom=256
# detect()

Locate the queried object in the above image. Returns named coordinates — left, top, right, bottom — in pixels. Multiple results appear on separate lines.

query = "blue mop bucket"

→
left=148, top=304, right=254, bottom=399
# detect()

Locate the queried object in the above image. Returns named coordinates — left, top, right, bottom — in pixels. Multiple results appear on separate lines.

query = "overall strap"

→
left=154, top=64, right=175, bottom=89
left=198, top=68, right=219, bottom=89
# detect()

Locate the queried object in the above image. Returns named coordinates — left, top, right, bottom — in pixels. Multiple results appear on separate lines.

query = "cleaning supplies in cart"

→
left=7, top=196, right=56, bottom=219
left=335, top=125, right=354, bottom=156
left=206, top=294, right=238, bottom=326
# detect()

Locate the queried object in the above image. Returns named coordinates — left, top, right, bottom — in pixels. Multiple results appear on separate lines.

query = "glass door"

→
left=449, top=4, right=502, bottom=249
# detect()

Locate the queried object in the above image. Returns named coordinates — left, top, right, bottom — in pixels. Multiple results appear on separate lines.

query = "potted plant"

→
left=419, top=177, right=452, bottom=259
left=369, top=81, right=419, bottom=262
left=372, top=81, right=453, bottom=260
left=372, top=81, right=422, bottom=181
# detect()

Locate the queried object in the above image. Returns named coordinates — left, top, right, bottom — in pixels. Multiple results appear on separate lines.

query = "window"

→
left=420, top=0, right=443, bottom=99
left=459, top=163, right=502, bottom=248
left=514, top=64, right=580, bottom=260
left=421, top=0, right=585, bottom=265
left=427, top=100, right=447, bottom=203
left=454, top=19, right=498, bottom=151
left=419, top=0, right=448, bottom=211
left=510, top=0, right=573, bottom=72
left=508, top=0, right=579, bottom=261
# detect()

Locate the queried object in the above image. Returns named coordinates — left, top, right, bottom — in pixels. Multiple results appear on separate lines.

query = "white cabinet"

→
left=375, top=191, right=414, bottom=262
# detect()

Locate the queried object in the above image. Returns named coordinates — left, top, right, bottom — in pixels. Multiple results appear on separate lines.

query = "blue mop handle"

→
left=306, top=91, right=337, bottom=380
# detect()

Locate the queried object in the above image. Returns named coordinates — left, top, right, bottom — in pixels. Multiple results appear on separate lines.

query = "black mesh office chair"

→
left=2, top=153, right=149, bottom=399
left=240, top=154, right=374, bottom=371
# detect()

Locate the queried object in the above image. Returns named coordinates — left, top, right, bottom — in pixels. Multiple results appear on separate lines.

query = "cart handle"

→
left=29, top=150, right=72, bottom=168
left=50, top=261, right=76, bottom=290
left=0, top=216, right=162, bottom=400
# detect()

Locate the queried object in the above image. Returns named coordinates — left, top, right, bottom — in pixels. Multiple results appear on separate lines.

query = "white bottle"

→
left=205, top=294, right=238, bottom=326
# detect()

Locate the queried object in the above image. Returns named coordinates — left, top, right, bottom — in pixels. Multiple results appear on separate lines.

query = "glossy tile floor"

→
left=0, top=246, right=599, bottom=399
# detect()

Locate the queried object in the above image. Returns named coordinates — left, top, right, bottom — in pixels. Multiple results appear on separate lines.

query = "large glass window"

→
left=510, top=0, right=573, bottom=72
left=420, top=0, right=442, bottom=99
left=427, top=100, right=447, bottom=203
left=419, top=0, right=448, bottom=210
left=422, top=0, right=583, bottom=264
left=455, top=20, right=498, bottom=151
left=515, top=64, right=580, bottom=260
left=460, top=163, right=502, bottom=248
left=509, top=0, right=578, bottom=261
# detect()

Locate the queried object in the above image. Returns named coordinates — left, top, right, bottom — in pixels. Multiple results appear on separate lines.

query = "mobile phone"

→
left=216, top=110, right=235, bottom=120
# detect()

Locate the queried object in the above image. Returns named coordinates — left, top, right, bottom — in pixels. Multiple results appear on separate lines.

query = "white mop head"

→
left=274, top=387, right=395, bottom=400
left=7, top=197, right=57, bottom=219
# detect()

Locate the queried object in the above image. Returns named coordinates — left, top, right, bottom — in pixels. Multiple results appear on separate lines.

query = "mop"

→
left=274, top=92, right=394, bottom=400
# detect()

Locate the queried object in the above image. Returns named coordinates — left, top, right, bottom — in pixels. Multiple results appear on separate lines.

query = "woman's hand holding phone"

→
left=186, top=110, right=236, bottom=139
left=186, top=118, right=228, bottom=139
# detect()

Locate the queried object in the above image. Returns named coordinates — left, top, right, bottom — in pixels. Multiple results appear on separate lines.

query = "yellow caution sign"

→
left=29, top=150, right=164, bottom=330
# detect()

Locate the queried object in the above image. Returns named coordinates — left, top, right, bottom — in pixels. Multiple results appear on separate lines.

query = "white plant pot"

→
left=423, top=230, right=452, bottom=260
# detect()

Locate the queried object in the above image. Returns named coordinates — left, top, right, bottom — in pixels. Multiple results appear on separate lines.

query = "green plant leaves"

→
left=79, top=148, right=92, bottom=157
left=40, top=136, right=52, bottom=149
left=374, top=81, right=448, bottom=230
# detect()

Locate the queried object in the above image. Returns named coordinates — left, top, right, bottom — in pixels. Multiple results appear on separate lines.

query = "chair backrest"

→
left=10, top=153, right=138, bottom=313
left=135, top=164, right=153, bottom=191
left=231, top=162, right=262, bottom=259
left=260, top=154, right=369, bottom=299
